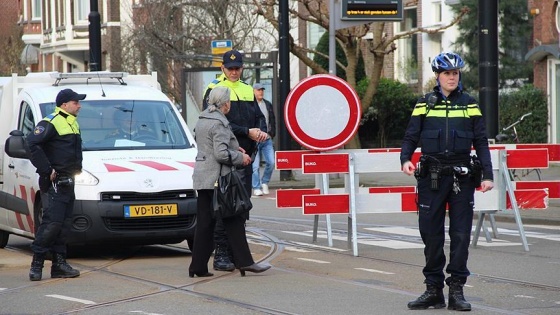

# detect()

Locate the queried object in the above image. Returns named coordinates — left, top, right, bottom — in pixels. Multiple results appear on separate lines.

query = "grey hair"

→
left=207, top=86, right=231, bottom=112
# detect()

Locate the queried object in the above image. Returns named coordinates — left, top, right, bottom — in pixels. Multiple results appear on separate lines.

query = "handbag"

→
left=212, top=153, right=253, bottom=218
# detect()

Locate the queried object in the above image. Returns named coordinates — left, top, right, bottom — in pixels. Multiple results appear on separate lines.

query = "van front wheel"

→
left=0, top=230, right=9, bottom=248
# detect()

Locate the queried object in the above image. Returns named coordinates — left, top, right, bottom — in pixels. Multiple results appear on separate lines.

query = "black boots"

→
left=213, top=245, right=235, bottom=271
left=29, top=253, right=45, bottom=281
left=448, top=281, right=472, bottom=311
left=51, top=252, right=80, bottom=278
left=407, top=284, right=446, bottom=310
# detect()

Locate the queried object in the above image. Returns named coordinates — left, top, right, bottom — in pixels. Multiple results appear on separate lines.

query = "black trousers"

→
left=190, top=189, right=254, bottom=273
left=31, top=184, right=75, bottom=255
left=214, top=164, right=252, bottom=247
left=417, top=173, right=475, bottom=288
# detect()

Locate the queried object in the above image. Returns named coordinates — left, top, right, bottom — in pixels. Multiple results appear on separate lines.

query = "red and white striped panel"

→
left=11, top=185, right=35, bottom=233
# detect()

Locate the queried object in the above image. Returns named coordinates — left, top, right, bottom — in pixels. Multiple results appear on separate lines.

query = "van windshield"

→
left=40, top=100, right=191, bottom=151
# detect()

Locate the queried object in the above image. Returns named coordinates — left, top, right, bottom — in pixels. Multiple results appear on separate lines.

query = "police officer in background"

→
left=400, top=52, right=494, bottom=311
left=27, top=88, right=85, bottom=281
left=202, top=50, right=268, bottom=271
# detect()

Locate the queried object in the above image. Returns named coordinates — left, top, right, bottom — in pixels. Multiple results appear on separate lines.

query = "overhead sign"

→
left=341, top=0, right=403, bottom=21
left=284, top=74, right=361, bottom=151
left=211, top=40, right=232, bottom=66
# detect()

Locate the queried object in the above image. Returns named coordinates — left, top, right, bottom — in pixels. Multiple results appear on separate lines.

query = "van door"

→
left=4, top=101, right=40, bottom=234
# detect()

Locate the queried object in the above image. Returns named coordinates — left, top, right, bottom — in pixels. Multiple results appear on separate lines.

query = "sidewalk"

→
left=266, top=164, right=560, bottom=226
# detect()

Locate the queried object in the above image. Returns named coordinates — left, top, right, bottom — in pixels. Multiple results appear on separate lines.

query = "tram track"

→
left=3, top=229, right=292, bottom=315
left=249, top=216, right=560, bottom=293
left=2, top=217, right=559, bottom=314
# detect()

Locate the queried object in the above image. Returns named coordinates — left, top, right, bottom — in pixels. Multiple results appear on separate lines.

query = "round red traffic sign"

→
left=284, top=74, right=361, bottom=151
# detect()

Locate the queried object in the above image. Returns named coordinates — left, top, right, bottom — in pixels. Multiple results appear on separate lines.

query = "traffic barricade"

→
left=275, top=145, right=560, bottom=255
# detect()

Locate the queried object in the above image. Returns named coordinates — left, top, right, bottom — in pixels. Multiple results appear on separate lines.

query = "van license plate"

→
left=124, top=204, right=178, bottom=218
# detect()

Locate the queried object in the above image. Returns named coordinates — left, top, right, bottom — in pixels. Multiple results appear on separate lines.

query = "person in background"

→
left=400, top=52, right=494, bottom=311
left=202, top=50, right=268, bottom=272
left=251, top=83, right=276, bottom=196
left=26, top=88, right=85, bottom=281
left=189, top=86, right=271, bottom=277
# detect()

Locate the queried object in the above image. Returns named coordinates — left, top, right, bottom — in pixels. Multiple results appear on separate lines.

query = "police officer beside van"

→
left=400, top=52, right=494, bottom=311
left=26, top=88, right=85, bottom=281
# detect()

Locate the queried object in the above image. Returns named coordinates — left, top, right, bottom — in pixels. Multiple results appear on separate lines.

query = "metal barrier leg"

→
left=312, top=215, right=319, bottom=243
left=482, top=220, right=492, bottom=243
left=347, top=217, right=352, bottom=249
left=472, top=212, right=485, bottom=247
left=488, top=213, right=499, bottom=238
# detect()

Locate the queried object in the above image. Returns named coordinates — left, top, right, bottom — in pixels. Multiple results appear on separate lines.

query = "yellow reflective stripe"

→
left=467, top=104, right=482, bottom=116
left=411, top=103, right=427, bottom=116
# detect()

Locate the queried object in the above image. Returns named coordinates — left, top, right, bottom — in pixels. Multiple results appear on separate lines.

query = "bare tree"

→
left=0, top=26, right=26, bottom=76
left=252, top=0, right=468, bottom=148
left=120, top=0, right=267, bottom=103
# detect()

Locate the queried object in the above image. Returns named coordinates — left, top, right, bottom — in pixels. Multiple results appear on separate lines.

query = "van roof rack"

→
left=50, top=72, right=128, bottom=86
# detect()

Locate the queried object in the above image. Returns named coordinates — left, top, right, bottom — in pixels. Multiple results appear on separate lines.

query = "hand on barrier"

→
left=402, top=161, right=416, bottom=176
left=480, top=180, right=494, bottom=193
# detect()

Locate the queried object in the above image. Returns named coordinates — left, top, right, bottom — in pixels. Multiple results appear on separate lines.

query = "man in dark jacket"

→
left=251, top=83, right=276, bottom=196
left=202, top=50, right=268, bottom=271
left=400, top=52, right=494, bottom=311
left=26, top=88, right=85, bottom=281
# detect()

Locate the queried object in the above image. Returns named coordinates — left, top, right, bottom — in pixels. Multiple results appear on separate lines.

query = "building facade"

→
left=18, top=0, right=124, bottom=73
left=526, top=0, right=560, bottom=143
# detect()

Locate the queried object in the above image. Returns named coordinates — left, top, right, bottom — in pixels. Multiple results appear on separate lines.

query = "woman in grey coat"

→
left=189, top=86, right=271, bottom=277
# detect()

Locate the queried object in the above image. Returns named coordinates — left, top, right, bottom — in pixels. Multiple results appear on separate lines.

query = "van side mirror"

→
left=5, top=130, right=30, bottom=159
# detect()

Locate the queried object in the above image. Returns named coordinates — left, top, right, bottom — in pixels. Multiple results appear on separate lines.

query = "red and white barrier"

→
left=275, top=145, right=560, bottom=255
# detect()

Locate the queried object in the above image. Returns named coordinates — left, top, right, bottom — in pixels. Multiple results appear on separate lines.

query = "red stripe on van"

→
left=178, top=161, right=195, bottom=168
left=131, top=161, right=178, bottom=171
left=104, top=163, right=134, bottom=172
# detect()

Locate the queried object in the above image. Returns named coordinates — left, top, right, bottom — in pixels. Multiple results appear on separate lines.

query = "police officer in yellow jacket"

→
left=202, top=50, right=268, bottom=271
left=400, top=52, right=494, bottom=311
left=26, top=88, right=85, bottom=281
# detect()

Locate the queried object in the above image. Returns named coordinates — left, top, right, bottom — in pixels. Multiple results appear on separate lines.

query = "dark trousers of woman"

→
left=189, top=189, right=254, bottom=274
left=417, top=173, right=475, bottom=288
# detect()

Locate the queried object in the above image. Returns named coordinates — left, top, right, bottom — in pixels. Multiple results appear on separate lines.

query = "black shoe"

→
left=29, top=253, right=45, bottom=281
left=448, top=281, right=471, bottom=311
left=213, top=245, right=235, bottom=271
left=51, top=253, right=80, bottom=278
left=239, top=263, right=271, bottom=277
left=189, top=271, right=214, bottom=278
left=407, top=284, right=446, bottom=310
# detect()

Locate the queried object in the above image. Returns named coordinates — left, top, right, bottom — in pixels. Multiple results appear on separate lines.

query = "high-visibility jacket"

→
left=400, top=87, right=493, bottom=180
left=203, top=75, right=266, bottom=156
left=27, top=107, right=83, bottom=177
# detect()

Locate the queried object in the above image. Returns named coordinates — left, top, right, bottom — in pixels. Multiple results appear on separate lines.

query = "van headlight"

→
left=74, top=170, right=99, bottom=186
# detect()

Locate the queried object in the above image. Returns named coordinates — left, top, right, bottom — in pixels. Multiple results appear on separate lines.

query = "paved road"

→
left=2, top=196, right=559, bottom=315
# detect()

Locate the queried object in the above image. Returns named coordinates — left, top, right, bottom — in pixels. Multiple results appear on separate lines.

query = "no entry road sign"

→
left=284, top=74, right=361, bottom=151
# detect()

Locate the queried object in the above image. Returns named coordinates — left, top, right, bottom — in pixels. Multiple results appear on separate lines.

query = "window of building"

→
left=432, top=1, right=442, bottom=23
left=75, top=0, right=90, bottom=24
left=395, top=7, right=418, bottom=82
left=32, top=0, right=42, bottom=21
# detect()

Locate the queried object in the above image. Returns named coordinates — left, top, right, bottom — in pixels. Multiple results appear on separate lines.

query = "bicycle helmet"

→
left=431, top=52, right=465, bottom=73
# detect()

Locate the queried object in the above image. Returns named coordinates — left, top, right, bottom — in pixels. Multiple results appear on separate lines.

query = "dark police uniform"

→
left=27, top=99, right=83, bottom=281
left=400, top=86, right=493, bottom=300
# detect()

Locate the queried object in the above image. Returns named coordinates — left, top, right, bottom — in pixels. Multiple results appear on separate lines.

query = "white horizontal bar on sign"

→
left=355, top=193, right=407, bottom=214
left=352, top=152, right=403, bottom=173
left=474, top=189, right=505, bottom=211
left=328, top=187, right=372, bottom=194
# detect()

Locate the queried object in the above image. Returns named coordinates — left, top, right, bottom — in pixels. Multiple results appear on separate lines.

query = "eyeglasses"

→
left=226, top=67, right=241, bottom=71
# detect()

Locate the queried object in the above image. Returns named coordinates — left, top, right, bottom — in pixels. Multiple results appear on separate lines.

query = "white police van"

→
left=0, top=72, right=197, bottom=249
